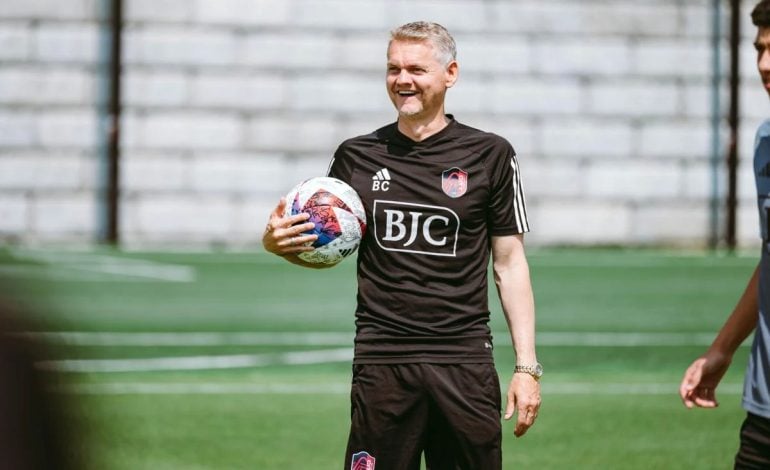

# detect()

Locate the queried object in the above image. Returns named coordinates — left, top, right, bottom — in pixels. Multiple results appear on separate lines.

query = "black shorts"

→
left=735, top=412, right=770, bottom=469
left=343, top=363, right=502, bottom=470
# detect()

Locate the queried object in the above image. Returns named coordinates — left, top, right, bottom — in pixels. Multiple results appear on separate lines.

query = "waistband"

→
left=353, top=334, right=495, bottom=364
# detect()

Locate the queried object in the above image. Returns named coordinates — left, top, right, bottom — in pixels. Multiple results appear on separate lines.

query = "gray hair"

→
left=389, top=21, right=457, bottom=66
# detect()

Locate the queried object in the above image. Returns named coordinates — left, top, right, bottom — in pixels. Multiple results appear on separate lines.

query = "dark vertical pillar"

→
left=105, top=0, right=122, bottom=244
left=725, top=0, right=741, bottom=250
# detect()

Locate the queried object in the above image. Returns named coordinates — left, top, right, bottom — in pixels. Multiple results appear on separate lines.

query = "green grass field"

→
left=0, top=247, right=758, bottom=469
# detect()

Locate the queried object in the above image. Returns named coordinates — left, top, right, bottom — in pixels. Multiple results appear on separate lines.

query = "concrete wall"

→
left=0, top=0, right=767, bottom=248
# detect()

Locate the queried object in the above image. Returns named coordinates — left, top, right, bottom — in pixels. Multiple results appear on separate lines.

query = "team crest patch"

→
left=442, top=167, right=468, bottom=198
left=351, top=451, right=376, bottom=470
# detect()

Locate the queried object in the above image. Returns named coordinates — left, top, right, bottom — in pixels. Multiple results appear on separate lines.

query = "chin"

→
left=397, top=107, right=423, bottom=118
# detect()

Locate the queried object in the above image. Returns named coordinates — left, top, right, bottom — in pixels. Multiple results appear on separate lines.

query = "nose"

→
left=760, top=50, right=770, bottom=74
left=395, top=69, right=412, bottom=85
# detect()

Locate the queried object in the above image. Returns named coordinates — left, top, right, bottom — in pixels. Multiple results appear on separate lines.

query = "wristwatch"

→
left=514, top=363, right=543, bottom=380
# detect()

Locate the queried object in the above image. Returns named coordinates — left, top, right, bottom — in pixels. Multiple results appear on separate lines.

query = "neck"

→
left=397, top=112, right=449, bottom=142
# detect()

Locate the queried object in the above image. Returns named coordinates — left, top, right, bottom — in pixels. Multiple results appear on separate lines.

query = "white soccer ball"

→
left=283, top=176, right=367, bottom=265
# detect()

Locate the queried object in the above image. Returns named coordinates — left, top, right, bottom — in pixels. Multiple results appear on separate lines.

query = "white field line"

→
left=527, top=251, right=757, bottom=267
left=27, top=331, right=749, bottom=374
left=21, top=331, right=740, bottom=348
left=535, top=332, right=731, bottom=347
left=550, top=382, right=744, bottom=395
left=66, top=260, right=195, bottom=282
left=38, top=348, right=353, bottom=373
left=52, top=381, right=745, bottom=396
left=0, top=265, right=121, bottom=282
left=25, top=331, right=355, bottom=347
left=5, top=249, right=195, bottom=282
left=55, top=382, right=351, bottom=395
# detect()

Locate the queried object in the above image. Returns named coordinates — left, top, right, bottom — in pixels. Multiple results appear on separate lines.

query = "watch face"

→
left=534, top=363, right=543, bottom=377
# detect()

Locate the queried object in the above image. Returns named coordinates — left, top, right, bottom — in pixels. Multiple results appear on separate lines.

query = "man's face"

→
left=386, top=39, right=458, bottom=120
left=757, top=26, right=770, bottom=97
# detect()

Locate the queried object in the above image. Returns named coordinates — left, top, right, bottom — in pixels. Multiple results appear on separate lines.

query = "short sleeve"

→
left=326, top=142, right=355, bottom=185
left=487, top=141, right=529, bottom=236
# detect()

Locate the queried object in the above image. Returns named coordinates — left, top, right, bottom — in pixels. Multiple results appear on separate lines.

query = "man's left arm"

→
left=491, top=234, right=541, bottom=437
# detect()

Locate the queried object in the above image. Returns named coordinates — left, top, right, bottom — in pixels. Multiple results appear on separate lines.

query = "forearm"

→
left=279, top=253, right=335, bottom=269
left=499, top=264, right=536, bottom=364
left=707, top=264, right=760, bottom=358
left=492, top=236, right=537, bottom=365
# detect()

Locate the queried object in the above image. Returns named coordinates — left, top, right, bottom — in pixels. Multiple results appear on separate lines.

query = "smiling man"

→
left=679, top=2, right=770, bottom=468
left=385, top=28, right=458, bottom=139
left=263, top=21, right=540, bottom=469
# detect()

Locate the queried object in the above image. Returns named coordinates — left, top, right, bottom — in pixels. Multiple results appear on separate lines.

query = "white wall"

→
left=0, top=0, right=767, bottom=248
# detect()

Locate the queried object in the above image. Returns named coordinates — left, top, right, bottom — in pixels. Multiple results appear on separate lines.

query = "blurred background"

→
left=0, top=0, right=766, bottom=249
left=0, top=1, right=768, bottom=468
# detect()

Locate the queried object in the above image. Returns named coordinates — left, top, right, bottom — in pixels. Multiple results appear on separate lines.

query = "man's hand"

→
left=679, top=352, right=731, bottom=409
left=262, top=198, right=318, bottom=256
left=504, top=372, right=541, bottom=437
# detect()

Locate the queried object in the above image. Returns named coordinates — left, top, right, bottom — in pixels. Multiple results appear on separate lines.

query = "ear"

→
left=445, top=60, right=459, bottom=88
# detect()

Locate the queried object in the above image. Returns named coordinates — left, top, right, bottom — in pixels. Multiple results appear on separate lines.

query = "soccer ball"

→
left=283, top=176, right=367, bottom=265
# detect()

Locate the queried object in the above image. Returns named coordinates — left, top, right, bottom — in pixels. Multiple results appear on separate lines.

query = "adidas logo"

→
left=372, top=168, right=392, bottom=191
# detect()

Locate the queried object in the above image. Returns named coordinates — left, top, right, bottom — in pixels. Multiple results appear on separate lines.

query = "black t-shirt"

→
left=328, top=116, right=529, bottom=364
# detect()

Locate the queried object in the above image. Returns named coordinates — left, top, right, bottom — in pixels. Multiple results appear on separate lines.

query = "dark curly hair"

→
left=753, top=0, right=770, bottom=27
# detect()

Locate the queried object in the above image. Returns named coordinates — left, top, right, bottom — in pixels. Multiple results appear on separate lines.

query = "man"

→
left=263, top=21, right=540, bottom=469
left=679, top=2, right=770, bottom=468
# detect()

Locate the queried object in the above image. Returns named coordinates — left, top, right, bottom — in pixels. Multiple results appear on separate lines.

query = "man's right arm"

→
left=679, top=263, right=760, bottom=408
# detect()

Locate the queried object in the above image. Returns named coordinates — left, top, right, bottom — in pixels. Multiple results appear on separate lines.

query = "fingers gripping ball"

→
left=283, top=177, right=367, bottom=265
